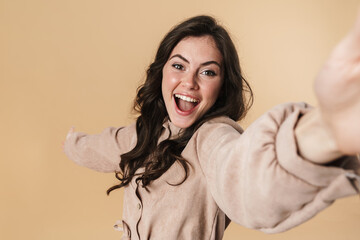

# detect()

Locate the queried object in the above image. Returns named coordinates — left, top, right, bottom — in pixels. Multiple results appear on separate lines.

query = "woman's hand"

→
left=315, top=9, right=360, bottom=154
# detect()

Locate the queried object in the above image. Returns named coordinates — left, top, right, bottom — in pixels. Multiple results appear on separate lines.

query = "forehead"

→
left=170, top=36, right=223, bottom=63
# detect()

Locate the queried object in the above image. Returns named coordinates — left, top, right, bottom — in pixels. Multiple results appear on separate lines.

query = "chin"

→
left=173, top=121, right=192, bottom=129
left=171, top=117, right=195, bottom=129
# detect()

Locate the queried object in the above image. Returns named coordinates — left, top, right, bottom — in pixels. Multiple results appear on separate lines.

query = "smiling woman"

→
left=162, top=36, right=223, bottom=129
left=63, top=15, right=360, bottom=240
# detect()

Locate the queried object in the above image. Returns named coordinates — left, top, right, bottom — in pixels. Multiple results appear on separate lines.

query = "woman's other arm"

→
left=63, top=124, right=136, bottom=172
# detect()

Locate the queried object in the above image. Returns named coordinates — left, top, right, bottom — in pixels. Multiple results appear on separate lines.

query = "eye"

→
left=172, top=63, right=184, bottom=70
left=201, top=70, right=216, bottom=76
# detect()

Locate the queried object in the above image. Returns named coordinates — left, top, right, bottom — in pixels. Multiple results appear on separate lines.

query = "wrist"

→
left=295, top=108, right=342, bottom=163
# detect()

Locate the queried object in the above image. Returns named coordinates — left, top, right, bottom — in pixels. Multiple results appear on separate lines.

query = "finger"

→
left=353, top=6, right=360, bottom=38
left=66, top=126, right=75, bottom=140
left=345, top=7, right=360, bottom=51
left=328, top=21, right=360, bottom=63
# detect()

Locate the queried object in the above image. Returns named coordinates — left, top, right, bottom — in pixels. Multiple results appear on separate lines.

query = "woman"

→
left=64, top=15, right=360, bottom=239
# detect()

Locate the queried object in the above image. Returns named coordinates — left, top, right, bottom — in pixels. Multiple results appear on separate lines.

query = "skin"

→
left=314, top=9, right=360, bottom=154
left=161, top=35, right=223, bottom=129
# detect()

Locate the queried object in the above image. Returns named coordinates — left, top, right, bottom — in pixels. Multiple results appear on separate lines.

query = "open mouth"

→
left=174, top=94, right=199, bottom=112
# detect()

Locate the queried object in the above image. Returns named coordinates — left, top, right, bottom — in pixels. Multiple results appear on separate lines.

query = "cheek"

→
left=161, top=67, right=171, bottom=97
left=204, top=81, right=223, bottom=104
left=162, top=71, right=179, bottom=95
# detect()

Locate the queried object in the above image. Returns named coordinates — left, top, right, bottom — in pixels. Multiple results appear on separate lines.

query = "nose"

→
left=181, top=72, right=199, bottom=90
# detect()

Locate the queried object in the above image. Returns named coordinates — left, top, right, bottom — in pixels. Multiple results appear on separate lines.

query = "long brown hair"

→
left=107, top=15, right=253, bottom=194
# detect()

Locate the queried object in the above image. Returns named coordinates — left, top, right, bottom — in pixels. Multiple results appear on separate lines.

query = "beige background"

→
left=1, top=0, right=359, bottom=239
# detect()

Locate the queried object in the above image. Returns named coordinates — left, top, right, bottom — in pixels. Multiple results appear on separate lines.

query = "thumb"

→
left=353, top=7, right=360, bottom=38
left=66, top=126, right=75, bottom=140
left=327, top=8, right=360, bottom=63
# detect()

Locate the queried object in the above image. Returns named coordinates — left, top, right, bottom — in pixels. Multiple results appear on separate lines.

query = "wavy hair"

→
left=107, top=15, right=253, bottom=194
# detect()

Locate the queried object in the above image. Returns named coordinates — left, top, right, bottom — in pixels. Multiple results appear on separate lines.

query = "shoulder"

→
left=117, top=122, right=138, bottom=149
left=193, top=116, right=243, bottom=146
left=202, top=116, right=243, bottom=133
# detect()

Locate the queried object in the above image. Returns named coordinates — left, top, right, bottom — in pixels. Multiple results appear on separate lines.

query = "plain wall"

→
left=1, top=0, right=359, bottom=239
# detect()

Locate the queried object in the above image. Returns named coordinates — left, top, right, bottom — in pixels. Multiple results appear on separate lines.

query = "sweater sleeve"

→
left=63, top=123, right=137, bottom=173
left=195, top=102, right=360, bottom=233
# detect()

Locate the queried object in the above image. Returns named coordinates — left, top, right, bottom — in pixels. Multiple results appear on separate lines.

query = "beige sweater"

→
left=64, top=102, right=360, bottom=240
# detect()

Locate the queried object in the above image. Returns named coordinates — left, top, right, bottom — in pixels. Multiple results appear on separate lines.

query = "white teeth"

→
left=174, top=94, right=198, bottom=103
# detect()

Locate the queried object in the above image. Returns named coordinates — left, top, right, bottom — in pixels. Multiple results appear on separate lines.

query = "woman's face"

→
left=162, top=35, right=223, bottom=129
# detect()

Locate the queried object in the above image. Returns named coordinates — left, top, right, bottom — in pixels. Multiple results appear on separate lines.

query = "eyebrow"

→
left=169, top=54, right=221, bottom=68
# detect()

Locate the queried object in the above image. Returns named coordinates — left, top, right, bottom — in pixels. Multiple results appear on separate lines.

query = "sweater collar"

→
left=162, top=119, right=182, bottom=139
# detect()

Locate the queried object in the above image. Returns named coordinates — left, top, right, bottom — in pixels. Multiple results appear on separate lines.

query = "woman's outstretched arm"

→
left=195, top=103, right=359, bottom=233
